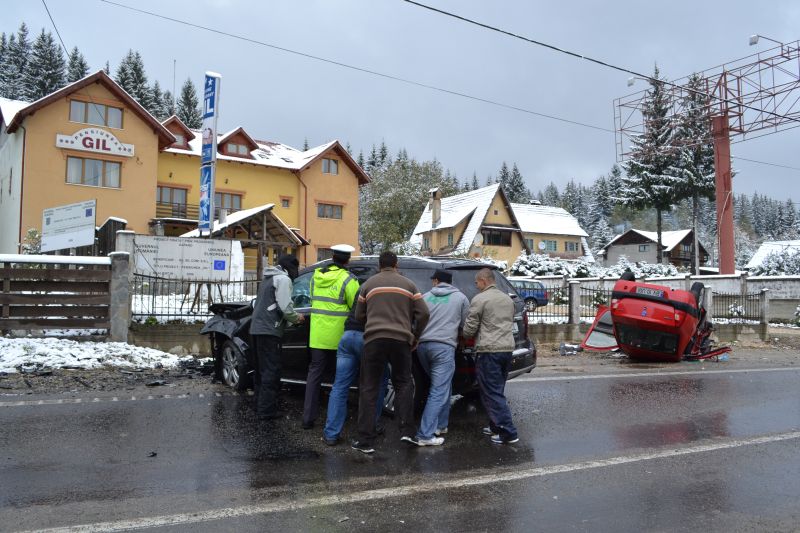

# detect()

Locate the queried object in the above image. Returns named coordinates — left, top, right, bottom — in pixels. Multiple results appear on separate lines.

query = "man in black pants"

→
left=351, top=252, right=430, bottom=454
left=249, top=255, right=304, bottom=420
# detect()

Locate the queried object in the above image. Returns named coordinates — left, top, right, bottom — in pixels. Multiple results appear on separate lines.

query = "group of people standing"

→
left=248, top=245, right=519, bottom=455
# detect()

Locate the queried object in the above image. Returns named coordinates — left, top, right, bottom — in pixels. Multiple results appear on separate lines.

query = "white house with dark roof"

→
left=601, top=228, right=709, bottom=268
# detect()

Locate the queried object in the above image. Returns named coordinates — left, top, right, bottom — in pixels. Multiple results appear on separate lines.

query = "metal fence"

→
left=131, top=274, right=258, bottom=323
left=527, top=282, right=569, bottom=324
left=712, top=291, right=761, bottom=322
left=579, top=286, right=613, bottom=322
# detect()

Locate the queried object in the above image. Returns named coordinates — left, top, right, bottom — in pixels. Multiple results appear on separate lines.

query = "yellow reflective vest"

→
left=309, top=264, right=359, bottom=350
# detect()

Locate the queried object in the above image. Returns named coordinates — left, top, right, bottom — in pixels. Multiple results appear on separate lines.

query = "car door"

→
left=282, top=270, right=313, bottom=379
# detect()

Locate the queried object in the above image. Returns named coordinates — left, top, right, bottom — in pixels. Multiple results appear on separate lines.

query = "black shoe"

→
left=321, top=435, right=340, bottom=447
left=302, top=421, right=315, bottom=430
left=351, top=440, right=375, bottom=454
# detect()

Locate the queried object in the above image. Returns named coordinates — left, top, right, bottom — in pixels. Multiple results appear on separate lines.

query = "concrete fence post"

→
left=760, top=288, right=770, bottom=325
left=740, top=271, right=749, bottom=297
left=704, top=285, right=714, bottom=322
left=115, top=230, right=137, bottom=285
left=109, top=252, right=130, bottom=343
left=684, top=273, right=692, bottom=291
left=568, top=280, right=581, bottom=325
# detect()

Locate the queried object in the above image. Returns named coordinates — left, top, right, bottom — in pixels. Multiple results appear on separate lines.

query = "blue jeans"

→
left=323, top=330, right=386, bottom=440
left=477, top=352, right=518, bottom=441
left=416, top=341, right=455, bottom=440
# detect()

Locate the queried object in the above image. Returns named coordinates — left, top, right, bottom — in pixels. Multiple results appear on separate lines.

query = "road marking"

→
left=511, top=366, right=800, bottom=383
left=0, top=394, right=195, bottom=408
left=23, top=430, right=800, bottom=533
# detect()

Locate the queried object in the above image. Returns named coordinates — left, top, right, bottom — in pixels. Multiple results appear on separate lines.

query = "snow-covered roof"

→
left=180, top=203, right=303, bottom=245
left=0, top=97, right=29, bottom=128
left=510, top=203, right=589, bottom=237
left=604, top=229, right=693, bottom=252
left=580, top=236, right=595, bottom=263
left=410, top=184, right=502, bottom=254
left=745, top=240, right=800, bottom=269
left=165, top=132, right=338, bottom=172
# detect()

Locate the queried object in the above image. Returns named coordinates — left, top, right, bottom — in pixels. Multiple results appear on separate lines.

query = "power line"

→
left=402, top=0, right=800, bottom=128
left=40, top=0, right=69, bottom=55
left=98, top=0, right=612, bottom=133
left=731, top=155, right=800, bottom=172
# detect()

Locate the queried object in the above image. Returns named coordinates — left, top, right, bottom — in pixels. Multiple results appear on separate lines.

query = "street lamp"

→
left=627, top=76, right=649, bottom=87
left=749, top=34, right=784, bottom=47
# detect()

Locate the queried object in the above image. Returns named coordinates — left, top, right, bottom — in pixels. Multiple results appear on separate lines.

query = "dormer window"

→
left=226, top=143, right=250, bottom=156
left=173, top=133, right=185, bottom=146
left=322, top=158, right=338, bottom=175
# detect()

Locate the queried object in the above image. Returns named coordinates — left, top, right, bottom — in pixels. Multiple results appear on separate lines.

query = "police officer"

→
left=302, top=244, right=359, bottom=429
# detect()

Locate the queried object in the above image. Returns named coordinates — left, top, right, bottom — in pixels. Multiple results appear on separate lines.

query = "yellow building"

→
left=0, top=70, right=174, bottom=253
left=410, top=184, right=590, bottom=266
left=0, top=70, right=368, bottom=268
left=156, top=118, right=369, bottom=267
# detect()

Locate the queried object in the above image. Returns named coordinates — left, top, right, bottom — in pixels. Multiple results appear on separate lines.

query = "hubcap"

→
left=221, top=345, right=240, bottom=387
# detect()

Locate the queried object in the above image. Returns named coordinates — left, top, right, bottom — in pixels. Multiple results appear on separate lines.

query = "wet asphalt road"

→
left=2, top=361, right=800, bottom=532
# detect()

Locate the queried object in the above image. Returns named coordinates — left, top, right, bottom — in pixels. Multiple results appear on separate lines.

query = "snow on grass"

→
left=0, top=336, right=198, bottom=374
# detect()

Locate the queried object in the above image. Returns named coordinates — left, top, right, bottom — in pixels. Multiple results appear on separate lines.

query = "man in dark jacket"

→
left=351, top=252, right=429, bottom=454
left=249, top=254, right=304, bottom=420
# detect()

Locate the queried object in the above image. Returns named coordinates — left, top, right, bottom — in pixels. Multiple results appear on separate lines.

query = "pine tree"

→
left=357, top=150, right=365, bottom=169
left=23, top=29, right=66, bottom=101
left=542, top=182, right=560, bottom=206
left=785, top=200, right=798, bottom=238
left=1, top=24, right=31, bottom=100
left=162, top=89, right=175, bottom=117
left=590, top=217, right=614, bottom=252
left=619, top=65, right=681, bottom=263
left=378, top=141, right=389, bottom=167
left=303, top=138, right=309, bottom=150
left=470, top=172, right=479, bottom=191
left=176, top=77, right=202, bottom=128
left=115, top=50, right=151, bottom=109
left=104, top=61, right=110, bottom=75
left=668, top=73, right=716, bottom=272
left=149, top=80, right=168, bottom=119
left=66, top=46, right=89, bottom=82
left=503, top=163, right=530, bottom=203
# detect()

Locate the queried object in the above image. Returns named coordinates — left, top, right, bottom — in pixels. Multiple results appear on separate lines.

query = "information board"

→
left=134, top=235, right=232, bottom=281
left=41, top=200, right=97, bottom=252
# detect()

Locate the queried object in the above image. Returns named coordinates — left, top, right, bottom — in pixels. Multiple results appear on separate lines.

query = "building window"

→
left=682, top=244, right=692, bottom=252
left=543, top=240, right=557, bottom=252
left=226, top=143, right=249, bottom=156
left=423, top=237, right=430, bottom=251
left=214, top=192, right=242, bottom=217
left=317, top=247, right=334, bottom=261
left=565, top=241, right=579, bottom=252
left=524, top=238, right=534, bottom=250
left=639, top=244, right=650, bottom=252
left=157, top=186, right=188, bottom=217
left=322, top=158, right=339, bottom=175
left=69, top=100, right=123, bottom=128
left=66, top=156, right=120, bottom=188
left=481, top=229, right=512, bottom=247
left=447, top=232, right=453, bottom=247
left=281, top=198, right=291, bottom=208
left=317, top=203, right=343, bottom=219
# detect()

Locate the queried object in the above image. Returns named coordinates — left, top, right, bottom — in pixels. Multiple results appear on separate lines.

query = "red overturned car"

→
left=581, top=273, right=731, bottom=362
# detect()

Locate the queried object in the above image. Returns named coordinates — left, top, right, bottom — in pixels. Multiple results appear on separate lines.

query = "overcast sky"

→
left=8, top=0, right=800, bottom=200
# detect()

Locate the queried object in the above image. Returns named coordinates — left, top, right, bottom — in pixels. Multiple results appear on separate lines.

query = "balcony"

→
left=154, top=202, right=242, bottom=222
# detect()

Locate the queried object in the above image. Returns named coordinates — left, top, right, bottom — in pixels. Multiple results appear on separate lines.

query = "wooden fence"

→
left=0, top=254, right=130, bottom=340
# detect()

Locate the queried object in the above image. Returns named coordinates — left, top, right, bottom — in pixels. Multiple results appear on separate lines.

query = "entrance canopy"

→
left=181, top=203, right=308, bottom=248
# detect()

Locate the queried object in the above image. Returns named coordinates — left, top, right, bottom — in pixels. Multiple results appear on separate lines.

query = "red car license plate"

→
left=635, top=286, right=664, bottom=298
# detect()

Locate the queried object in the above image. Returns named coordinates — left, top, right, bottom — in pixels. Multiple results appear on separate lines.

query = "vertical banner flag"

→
left=199, top=72, right=221, bottom=234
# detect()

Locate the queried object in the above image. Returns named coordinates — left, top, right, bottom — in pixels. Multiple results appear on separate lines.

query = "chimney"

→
left=430, top=188, right=442, bottom=228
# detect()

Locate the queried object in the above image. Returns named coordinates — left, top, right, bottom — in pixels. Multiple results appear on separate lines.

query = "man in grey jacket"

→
left=410, top=269, right=469, bottom=446
left=249, top=255, right=304, bottom=420
left=463, top=268, right=519, bottom=444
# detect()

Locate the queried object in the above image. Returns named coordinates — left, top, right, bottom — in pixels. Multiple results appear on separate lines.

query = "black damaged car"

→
left=201, top=256, right=536, bottom=407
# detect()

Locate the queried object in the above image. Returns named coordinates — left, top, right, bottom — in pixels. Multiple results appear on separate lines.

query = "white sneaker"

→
left=435, top=428, right=448, bottom=436
left=416, top=436, right=445, bottom=446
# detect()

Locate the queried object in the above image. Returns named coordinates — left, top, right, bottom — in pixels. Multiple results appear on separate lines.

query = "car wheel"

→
left=690, top=282, right=704, bottom=306
left=220, top=339, right=251, bottom=392
left=524, top=298, right=538, bottom=312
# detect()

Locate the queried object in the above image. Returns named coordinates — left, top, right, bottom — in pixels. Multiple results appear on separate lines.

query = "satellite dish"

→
left=538, top=242, right=546, bottom=251
left=473, top=234, right=483, bottom=246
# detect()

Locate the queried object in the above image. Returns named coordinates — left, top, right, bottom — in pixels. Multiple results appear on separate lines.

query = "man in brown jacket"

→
left=351, top=251, right=430, bottom=454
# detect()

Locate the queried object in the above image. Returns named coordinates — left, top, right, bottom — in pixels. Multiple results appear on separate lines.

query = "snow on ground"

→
left=0, top=336, right=198, bottom=374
